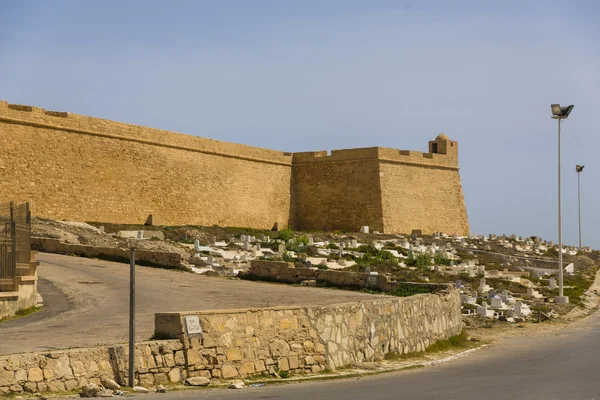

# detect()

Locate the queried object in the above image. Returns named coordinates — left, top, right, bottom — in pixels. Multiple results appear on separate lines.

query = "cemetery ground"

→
left=2, top=220, right=600, bottom=397
left=29, top=218, right=600, bottom=322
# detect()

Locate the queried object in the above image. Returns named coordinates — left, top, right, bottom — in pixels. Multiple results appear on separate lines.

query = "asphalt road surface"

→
left=152, top=311, right=600, bottom=400
left=0, top=253, right=384, bottom=355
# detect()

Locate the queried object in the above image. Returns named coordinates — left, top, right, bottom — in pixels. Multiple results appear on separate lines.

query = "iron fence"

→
left=0, top=202, right=31, bottom=292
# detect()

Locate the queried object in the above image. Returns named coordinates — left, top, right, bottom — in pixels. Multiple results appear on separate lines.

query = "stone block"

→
left=64, top=379, right=78, bottom=391
left=14, top=369, right=27, bottom=382
left=315, top=343, right=326, bottom=354
left=138, top=373, right=154, bottom=388
left=0, top=369, right=14, bottom=386
left=98, top=360, right=112, bottom=371
left=27, top=367, right=43, bottom=383
left=254, top=360, right=266, bottom=372
left=290, top=343, right=303, bottom=352
left=269, top=339, right=290, bottom=357
left=153, top=373, right=168, bottom=385
left=279, top=318, right=291, bottom=329
left=22, top=382, right=37, bottom=393
left=168, top=368, right=181, bottom=383
left=164, top=354, right=175, bottom=367
left=72, top=360, right=87, bottom=377
left=221, top=365, right=238, bottom=379
left=89, top=361, right=99, bottom=373
left=186, top=376, right=210, bottom=386
left=288, top=355, right=299, bottom=370
left=37, top=382, right=48, bottom=392
left=226, top=347, right=243, bottom=361
left=174, top=351, right=185, bottom=366
left=9, top=385, right=23, bottom=393
left=239, top=362, right=255, bottom=376
left=277, top=358, right=290, bottom=372
left=186, top=349, right=202, bottom=365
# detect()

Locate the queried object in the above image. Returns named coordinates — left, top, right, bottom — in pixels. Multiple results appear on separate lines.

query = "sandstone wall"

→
left=0, top=101, right=292, bottom=229
left=31, top=237, right=183, bottom=269
left=0, top=100, right=470, bottom=235
left=379, top=162, right=469, bottom=235
left=291, top=149, right=384, bottom=232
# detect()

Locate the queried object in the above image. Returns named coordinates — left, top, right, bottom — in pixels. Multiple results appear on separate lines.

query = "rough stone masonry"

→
left=0, top=100, right=469, bottom=235
left=0, top=291, right=462, bottom=394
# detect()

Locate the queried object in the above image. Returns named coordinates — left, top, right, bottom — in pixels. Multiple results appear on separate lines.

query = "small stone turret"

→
left=428, top=133, right=458, bottom=165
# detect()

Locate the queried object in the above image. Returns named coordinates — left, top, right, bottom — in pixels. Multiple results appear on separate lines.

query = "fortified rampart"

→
left=0, top=100, right=469, bottom=235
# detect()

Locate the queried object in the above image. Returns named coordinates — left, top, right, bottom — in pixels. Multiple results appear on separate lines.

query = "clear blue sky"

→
left=2, top=1, right=599, bottom=247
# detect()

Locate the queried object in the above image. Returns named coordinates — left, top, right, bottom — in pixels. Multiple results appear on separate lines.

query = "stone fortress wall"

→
left=0, top=100, right=469, bottom=235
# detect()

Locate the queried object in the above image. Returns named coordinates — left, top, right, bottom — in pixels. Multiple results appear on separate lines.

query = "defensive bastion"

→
left=0, top=100, right=469, bottom=235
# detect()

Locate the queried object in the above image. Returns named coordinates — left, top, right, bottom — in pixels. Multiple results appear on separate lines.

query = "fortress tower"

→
left=0, top=100, right=469, bottom=235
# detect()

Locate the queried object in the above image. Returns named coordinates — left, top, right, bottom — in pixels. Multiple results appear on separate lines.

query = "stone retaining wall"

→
left=2, top=292, right=462, bottom=394
left=0, top=340, right=185, bottom=395
left=241, top=260, right=449, bottom=293
left=156, top=290, right=462, bottom=375
left=31, top=237, right=183, bottom=269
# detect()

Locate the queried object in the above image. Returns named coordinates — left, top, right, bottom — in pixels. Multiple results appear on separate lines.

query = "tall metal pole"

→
left=557, top=119, right=564, bottom=298
left=577, top=170, right=582, bottom=248
left=128, top=248, right=136, bottom=388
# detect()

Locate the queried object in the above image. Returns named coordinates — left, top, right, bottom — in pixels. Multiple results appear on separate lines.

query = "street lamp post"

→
left=551, top=104, right=574, bottom=304
left=576, top=165, right=585, bottom=249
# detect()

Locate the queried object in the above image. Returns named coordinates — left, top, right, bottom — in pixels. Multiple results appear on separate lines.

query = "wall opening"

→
left=431, top=143, right=438, bottom=153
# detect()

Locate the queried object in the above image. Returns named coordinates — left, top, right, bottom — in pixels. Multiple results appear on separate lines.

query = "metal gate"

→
left=0, top=202, right=31, bottom=292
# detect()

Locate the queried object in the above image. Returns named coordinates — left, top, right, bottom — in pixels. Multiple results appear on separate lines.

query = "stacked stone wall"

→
left=241, top=260, right=449, bottom=293
left=31, top=237, right=183, bottom=269
left=1, top=291, right=461, bottom=394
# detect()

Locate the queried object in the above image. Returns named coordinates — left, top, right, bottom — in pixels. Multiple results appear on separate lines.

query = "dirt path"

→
left=0, top=253, right=386, bottom=355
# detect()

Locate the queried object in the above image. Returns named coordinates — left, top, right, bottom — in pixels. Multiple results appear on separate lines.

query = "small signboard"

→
left=184, top=315, right=202, bottom=335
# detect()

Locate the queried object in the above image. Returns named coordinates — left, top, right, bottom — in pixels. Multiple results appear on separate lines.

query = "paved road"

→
left=0, top=253, right=384, bottom=355
left=153, top=312, right=600, bottom=400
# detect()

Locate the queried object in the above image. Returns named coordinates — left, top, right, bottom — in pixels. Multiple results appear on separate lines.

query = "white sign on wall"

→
left=184, top=315, right=203, bottom=335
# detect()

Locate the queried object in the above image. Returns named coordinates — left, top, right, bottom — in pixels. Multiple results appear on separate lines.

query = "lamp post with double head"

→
left=576, top=165, right=584, bottom=249
left=551, top=104, right=574, bottom=304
